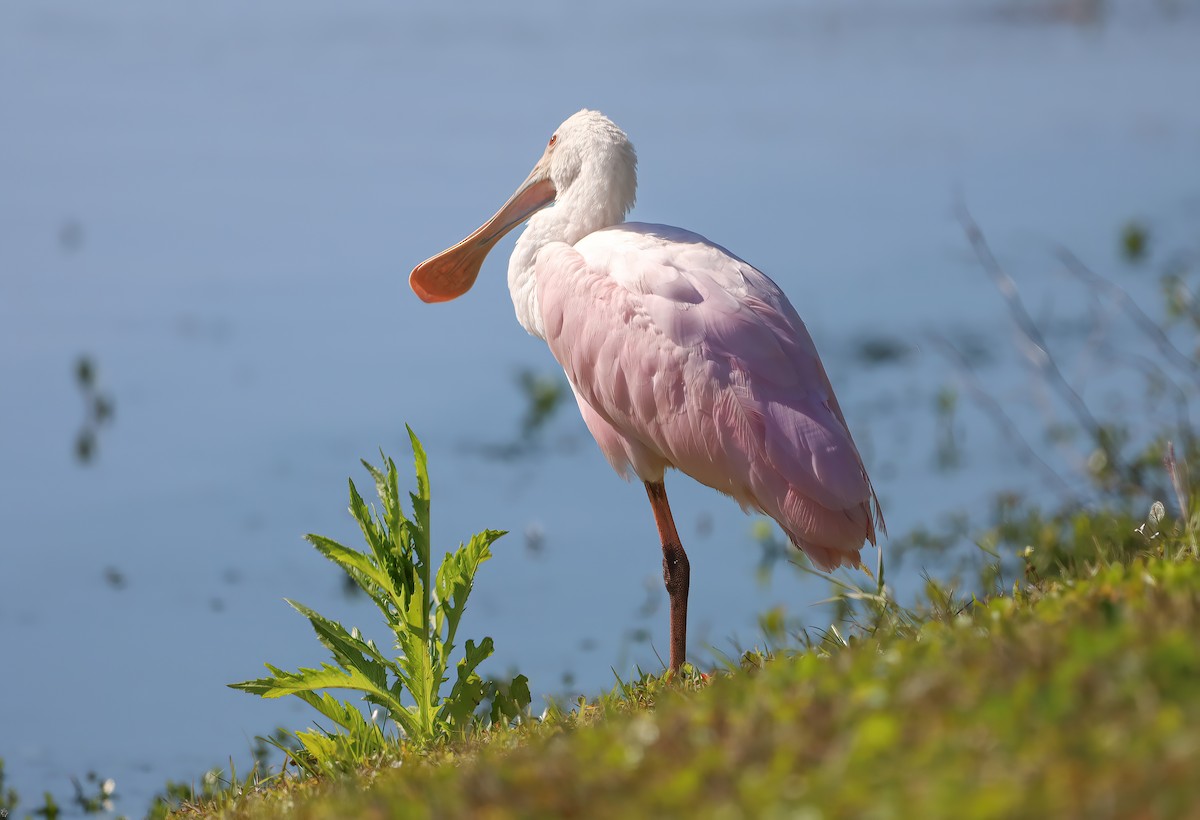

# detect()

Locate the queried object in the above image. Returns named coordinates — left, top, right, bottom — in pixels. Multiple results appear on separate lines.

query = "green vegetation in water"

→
left=0, top=758, right=118, bottom=820
left=228, top=427, right=530, bottom=777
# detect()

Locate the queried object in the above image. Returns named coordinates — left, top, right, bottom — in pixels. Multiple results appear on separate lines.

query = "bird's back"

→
left=536, top=222, right=882, bottom=570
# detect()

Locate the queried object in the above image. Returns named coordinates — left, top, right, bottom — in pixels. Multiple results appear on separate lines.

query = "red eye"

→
left=548, top=134, right=558, bottom=147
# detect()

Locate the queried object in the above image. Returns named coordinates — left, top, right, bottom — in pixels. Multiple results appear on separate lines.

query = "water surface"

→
left=1, top=0, right=1198, bottom=812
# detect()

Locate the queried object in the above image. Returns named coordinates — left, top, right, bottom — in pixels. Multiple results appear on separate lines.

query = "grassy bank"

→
left=182, top=542, right=1200, bottom=819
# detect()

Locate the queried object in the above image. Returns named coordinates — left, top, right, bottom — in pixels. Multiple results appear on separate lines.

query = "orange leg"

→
left=644, top=480, right=690, bottom=673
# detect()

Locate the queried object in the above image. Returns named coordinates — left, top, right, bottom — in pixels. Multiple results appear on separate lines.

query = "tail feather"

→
left=781, top=491, right=877, bottom=571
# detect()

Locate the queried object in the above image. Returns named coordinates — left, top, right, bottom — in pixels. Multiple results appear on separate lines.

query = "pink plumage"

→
left=538, top=224, right=883, bottom=571
left=411, top=109, right=884, bottom=670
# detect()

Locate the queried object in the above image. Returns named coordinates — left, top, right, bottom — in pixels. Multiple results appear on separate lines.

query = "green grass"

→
left=177, top=538, right=1200, bottom=819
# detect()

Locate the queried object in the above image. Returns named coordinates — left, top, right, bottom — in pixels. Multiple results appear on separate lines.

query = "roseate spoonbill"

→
left=410, top=110, right=884, bottom=672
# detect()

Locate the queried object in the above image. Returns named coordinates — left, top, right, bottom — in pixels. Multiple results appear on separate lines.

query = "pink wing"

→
left=536, top=223, right=883, bottom=570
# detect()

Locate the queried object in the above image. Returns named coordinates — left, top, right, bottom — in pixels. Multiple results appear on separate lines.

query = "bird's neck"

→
left=507, top=183, right=629, bottom=339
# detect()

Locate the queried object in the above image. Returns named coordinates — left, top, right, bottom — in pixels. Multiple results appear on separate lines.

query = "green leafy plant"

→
left=230, top=428, right=530, bottom=773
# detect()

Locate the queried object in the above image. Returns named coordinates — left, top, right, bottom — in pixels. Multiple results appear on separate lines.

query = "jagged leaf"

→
left=305, top=533, right=396, bottom=605
left=435, top=529, right=506, bottom=656
left=488, top=673, right=532, bottom=727
left=346, top=479, right=395, bottom=577
left=406, top=426, right=431, bottom=544
left=286, top=599, right=402, bottom=696
left=229, top=662, right=394, bottom=707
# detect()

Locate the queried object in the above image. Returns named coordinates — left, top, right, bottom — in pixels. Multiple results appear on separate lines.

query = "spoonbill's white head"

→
left=410, top=109, right=637, bottom=303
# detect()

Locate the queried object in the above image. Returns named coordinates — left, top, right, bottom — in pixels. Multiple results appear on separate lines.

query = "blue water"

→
left=2, top=0, right=1198, bottom=813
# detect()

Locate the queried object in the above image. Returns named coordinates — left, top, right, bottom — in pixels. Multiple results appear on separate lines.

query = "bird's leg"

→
left=644, top=480, right=690, bottom=673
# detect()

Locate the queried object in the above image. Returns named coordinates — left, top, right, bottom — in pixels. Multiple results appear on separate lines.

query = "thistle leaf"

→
left=488, top=673, right=532, bottom=727
left=439, top=637, right=494, bottom=734
left=406, top=426, right=431, bottom=543
left=229, top=662, right=394, bottom=705
left=286, top=599, right=400, bottom=689
left=435, top=529, right=506, bottom=658
left=305, top=534, right=396, bottom=605
left=346, top=479, right=393, bottom=573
